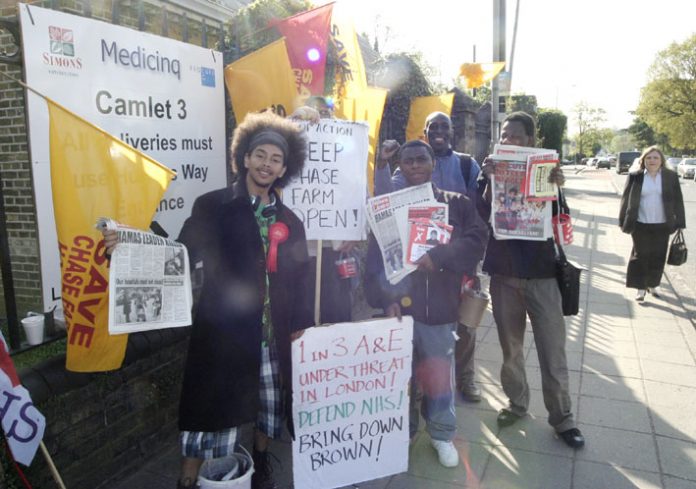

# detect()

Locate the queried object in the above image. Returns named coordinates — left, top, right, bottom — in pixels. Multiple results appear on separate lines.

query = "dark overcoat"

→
left=618, top=168, right=685, bottom=234
left=177, top=179, right=312, bottom=432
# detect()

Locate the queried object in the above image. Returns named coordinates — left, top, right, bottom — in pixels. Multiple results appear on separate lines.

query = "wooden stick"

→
left=314, top=240, right=322, bottom=326
left=39, top=441, right=67, bottom=489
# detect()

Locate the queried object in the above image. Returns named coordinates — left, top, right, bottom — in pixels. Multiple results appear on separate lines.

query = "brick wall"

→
left=16, top=328, right=189, bottom=489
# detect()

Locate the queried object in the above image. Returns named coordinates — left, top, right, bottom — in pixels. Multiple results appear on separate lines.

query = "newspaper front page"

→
left=490, top=145, right=557, bottom=241
left=365, top=183, right=436, bottom=284
left=97, top=218, right=193, bottom=334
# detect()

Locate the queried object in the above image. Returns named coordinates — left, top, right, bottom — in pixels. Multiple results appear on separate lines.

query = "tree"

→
left=374, top=52, right=435, bottom=141
left=537, top=108, right=567, bottom=158
left=627, top=115, right=671, bottom=152
left=228, top=0, right=312, bottom=54
left=609, top=131, right=638, bottom=154
left=572, top=102, right=606, bottom=158
left=637, top=34, right=696, bottom=150
left=507, top=94, right=538, bottom=118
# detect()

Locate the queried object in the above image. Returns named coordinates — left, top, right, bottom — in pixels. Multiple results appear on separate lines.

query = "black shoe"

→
left=497, top=408, right=521, bottom=427
left=252, top=449, right=279, bottom=489
left=459, top=383, right=482, bottom=403
left=559, top=428, right=585, bottom=448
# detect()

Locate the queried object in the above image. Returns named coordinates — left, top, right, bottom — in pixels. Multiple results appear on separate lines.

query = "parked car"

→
left=616, top=151, right=641, bottom=173
left=596, top=157, right=611, bottom=169
left=666, top=157, right=681, bottom=172
left=587, top=157, right=599, bottom=167
left=677, top=158, right=696, bottom=179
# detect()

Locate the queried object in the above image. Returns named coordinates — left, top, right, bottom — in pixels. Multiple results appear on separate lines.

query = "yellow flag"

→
left=335, top=87, right=388, bottom=195
left=459, top=62, right=506, bottom=89
left=406, top=93, right=455, bottom=141
left=330, top=4, right=368, bottom=103
left=48, top=99, right=174, bottom=372
left=224, top=39, right=299, bottom=122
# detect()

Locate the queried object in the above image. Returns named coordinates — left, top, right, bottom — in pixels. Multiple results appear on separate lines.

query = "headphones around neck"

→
left=251, top=194, right=278, bottom=218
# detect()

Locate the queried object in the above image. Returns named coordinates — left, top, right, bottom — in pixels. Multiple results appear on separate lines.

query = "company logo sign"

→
left=49, top=26, right=74, bottom=56
left=200, top=67, right=215, bottom=87
left=44, top=25, right=83, bottom=71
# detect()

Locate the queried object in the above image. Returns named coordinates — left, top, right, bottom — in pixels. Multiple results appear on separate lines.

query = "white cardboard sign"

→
left=285, top=119, right=368, bottom=241
left=291, top=317, right=413, bottom=489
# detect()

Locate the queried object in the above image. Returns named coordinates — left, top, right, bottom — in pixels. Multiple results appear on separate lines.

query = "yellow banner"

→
left=406, top=93, right=455, bottom=141
left=48, top=100, right=174, bottom=372
left=330, top=4, right=368, bottom=103
left=224, top=39, right=299, bottom=122
left=335, top=87, right=388, bottom=195
left=459, top=62, right=506, bottom=89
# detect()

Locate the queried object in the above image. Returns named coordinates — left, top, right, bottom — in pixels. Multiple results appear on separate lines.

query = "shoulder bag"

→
left=555, top=189, right=584, bottom=315
left=667, top=229, right=687, bottom=266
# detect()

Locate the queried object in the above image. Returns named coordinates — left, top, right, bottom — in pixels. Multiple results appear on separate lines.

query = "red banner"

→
left=271, top=3, right=334, bottom=97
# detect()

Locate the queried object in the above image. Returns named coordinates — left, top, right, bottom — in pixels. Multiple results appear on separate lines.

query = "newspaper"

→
left=525, top=152, right=560, bottom=201
left=366, top=183, right=436, bottom=284
left=490, top=145, right=556, bottom=241
left=96, top=218, right=193, bottom=335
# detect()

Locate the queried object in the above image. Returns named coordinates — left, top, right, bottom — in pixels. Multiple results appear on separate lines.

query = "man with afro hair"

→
left=175, top=111, right=313, bottom=489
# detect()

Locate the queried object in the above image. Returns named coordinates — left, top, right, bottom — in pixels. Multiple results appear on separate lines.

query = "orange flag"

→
left=459, top=62, right=506, bottom=89
left=224, top=39, right=299, bottom=121
left=406, top=94, right=455, bottom=141
left=48, top=99, right=174, bottom=372
left=335, top=87, right=388, bottom=195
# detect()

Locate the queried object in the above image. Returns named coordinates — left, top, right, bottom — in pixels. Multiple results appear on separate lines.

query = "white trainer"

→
left=635, top=289, right=646, bottom=301
left=651, top=286, right=661, bottom=298
left=431, top=439, right=459, bottom=468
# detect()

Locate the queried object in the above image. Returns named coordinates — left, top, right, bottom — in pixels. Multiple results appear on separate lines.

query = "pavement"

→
left=106, top=170, right=696, bottom=489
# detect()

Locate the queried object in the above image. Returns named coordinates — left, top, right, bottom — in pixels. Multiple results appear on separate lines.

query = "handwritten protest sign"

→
left=285, top=119, right=368, bottom=241
left=292, top=317, right=413, bottom=489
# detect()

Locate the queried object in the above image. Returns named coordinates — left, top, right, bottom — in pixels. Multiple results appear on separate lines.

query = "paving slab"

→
left=578, top=396, right=652, bottom=433
left=481, top=446, right=573, bottom=489
left=656, top=435, right=696, bottom=482
left=573, top=460, right=662, bottom=489
left=575, top=424, right=659, bottom=472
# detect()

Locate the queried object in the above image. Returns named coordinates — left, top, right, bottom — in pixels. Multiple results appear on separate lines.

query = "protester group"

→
left=101, top=97, right=688, bottom=489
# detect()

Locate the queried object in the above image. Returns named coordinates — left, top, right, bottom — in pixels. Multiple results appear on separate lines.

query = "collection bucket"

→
left=198, top=446, right=254, bottom=489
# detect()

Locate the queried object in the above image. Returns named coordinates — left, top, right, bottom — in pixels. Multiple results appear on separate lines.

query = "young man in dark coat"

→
left=177, top=112, right=313, bottom=489
left=365, top=140, right=488, bottom=468
left=105, top=111, right=312, bottom=489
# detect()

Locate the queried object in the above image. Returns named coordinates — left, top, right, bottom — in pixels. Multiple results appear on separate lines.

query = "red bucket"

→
left=552, top=213, right=573, bottom=245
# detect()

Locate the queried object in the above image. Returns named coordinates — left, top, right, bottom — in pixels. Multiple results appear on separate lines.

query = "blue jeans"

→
left=410, top=321, right=457, bottom=441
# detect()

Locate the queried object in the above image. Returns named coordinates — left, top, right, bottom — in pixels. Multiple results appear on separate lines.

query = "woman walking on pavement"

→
left=619, top=145, right=685, bottom=301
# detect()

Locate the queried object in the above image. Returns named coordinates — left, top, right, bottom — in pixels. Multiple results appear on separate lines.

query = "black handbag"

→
left=667, top=229, right=687, bottom=266
left=556, top=245, right=583, bottom=316
left=555, top=189, right=583, bottom=316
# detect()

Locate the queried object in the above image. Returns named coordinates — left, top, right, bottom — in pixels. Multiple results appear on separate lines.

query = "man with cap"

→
left=374, top=112, right=485, bottom=404
left=104, top=111, right=313, bottom=489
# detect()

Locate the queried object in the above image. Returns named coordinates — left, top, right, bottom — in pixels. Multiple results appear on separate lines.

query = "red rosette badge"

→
left=267, top=222, right=289, bottom=272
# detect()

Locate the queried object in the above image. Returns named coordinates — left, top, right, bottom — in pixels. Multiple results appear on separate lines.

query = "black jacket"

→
left=177, top=179, right=312, bottom=432
left=619, top=168, right=685, bottom=234
left=365, top=185, right=488, bottom=325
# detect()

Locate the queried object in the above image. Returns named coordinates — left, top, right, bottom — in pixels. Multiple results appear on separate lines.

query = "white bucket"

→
left=198, top=446, right=254, bottom=489
left=21, top=315, right=44, bottom=345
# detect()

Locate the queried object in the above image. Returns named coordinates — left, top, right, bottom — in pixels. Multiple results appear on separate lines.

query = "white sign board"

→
left=285, top=120, right=368, bottom=241
left=292, top=317, right=413, bottom=489
left=19, top=4, right=226, bottom=310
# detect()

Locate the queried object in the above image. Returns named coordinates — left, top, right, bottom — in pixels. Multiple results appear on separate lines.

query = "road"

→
left=583, top=165, right=696, bottom=324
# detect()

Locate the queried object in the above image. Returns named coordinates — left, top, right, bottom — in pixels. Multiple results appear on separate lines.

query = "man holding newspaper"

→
left=478, top=111, right=585, bottom=449
left=103, top=112, right=313, bottom=489
left=365, top=140, right=488, bottom=468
